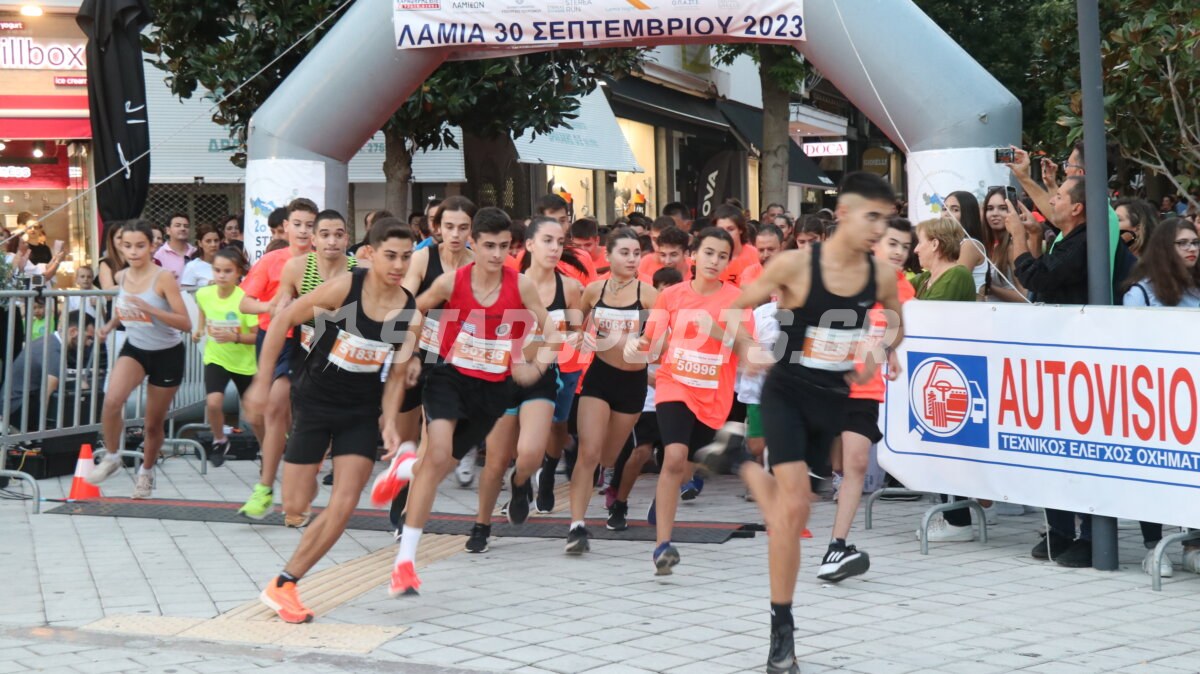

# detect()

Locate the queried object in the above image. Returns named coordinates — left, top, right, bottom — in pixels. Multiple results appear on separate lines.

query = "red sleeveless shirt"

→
left=439, top=263, right=531, bottom=382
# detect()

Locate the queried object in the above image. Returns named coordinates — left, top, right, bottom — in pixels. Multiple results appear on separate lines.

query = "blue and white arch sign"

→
left=883, top=301, right=1200, bottom=529
left=393, top=0, right=806, bottom=49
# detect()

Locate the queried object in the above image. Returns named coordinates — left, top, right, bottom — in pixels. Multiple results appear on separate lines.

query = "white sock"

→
left=138, top=465, right=153, bottom=476
left=571, top=520, right=586, bottom=531
left=396, top=455, right=417, bottom=481
left=103, top=451, right=122, bottom=463
left=397, top=526, right=423, bottom=564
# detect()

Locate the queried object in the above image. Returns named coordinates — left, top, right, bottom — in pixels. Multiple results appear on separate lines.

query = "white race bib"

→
left=449, top=331, right=511, bottom=374
left=799, top=326, right=863, bottom=372
left=328, top=329, right=393, bottom=373
left=418, top=315, right=440, bottom=353
left=669, top=347, right=721, bottom=389
left=299, top=324, right=315, bottom=352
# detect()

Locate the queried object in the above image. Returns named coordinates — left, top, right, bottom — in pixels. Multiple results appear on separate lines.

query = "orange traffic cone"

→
left=68, top=444, right=102, bottom=501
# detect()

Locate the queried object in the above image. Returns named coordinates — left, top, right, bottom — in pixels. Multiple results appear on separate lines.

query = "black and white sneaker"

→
left=565, top=525, right=591, bottom=554
left=208, top=439, right=231, bottom=468
left=465, top=523, right=491, bottom=553
left=767, top=624, right=800, bottom=674
left=507, top=471, right=532, bottom=525
left=816, top=542, right=870, bottom=582
left=606, top=500, right=629, bottom=531
left=533, top=466, right=555, bottom=514
left=692, top=421, right=747, bottom=474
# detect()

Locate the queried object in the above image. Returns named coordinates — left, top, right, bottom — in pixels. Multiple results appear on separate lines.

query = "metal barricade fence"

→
left=1, top=286, right=210, bottom=512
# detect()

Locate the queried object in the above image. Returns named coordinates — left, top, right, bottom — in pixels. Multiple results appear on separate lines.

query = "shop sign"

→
left=0, top=166, right=33, bottom=179
left=0, top=37, right=87, bottom=70
left=54, top=75, right=87, bottom=86
left=802, top=141, right=847, bottom=157
left=0, top=21, right=25, bottom=31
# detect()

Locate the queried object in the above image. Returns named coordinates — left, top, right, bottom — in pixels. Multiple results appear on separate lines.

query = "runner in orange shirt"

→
left=740, top=222, right=786, bottom=288
left=637, top=224, right=691, bottom=283
left=625, top=227, right=753, bottom=575
left=712, top=204, right=760, bottom=286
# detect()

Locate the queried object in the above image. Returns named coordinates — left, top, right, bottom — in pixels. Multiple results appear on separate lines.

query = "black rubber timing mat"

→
left=46, top=498, right=756, bottom=544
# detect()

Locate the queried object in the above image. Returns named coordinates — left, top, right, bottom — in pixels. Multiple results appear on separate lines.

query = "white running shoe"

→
left=1143, top=549, right=1174, bottom=578
left=131, top=472, right=154, bottom=499
left=455, top=449, right=476, bottom=488
left=918, top=516, right=974, bottom=542
left=87, top=454, right=123, bottom=485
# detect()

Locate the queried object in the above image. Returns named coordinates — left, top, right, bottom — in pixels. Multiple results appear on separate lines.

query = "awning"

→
left=606, top=76, right=729, bottom=131
left=717, top=101, right=836, bottom=189
left=0, top=95, right=91, bottom=140
left=513, top=89, right=640, bottom=173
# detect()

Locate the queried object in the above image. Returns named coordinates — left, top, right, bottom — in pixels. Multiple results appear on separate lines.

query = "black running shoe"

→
left=465, top=523, right=490, bottom=553
left=389, top=483, right=410, bottom=531
left=606, top=500, right=629, bottom=531
left=565, top=525, right=590, bottom=554
left=692, top=422, right=747, bottom=475
left=767, top=624, right=800, bottom=674
left=816, top=542, right=870, bottom=582
left=208, top=440, right=231, bottom=468
left=507, top=471, right=531, bottom=525
left=533, top=466, right=555, bottom=514
left=322, top=472, right=334, bottom=486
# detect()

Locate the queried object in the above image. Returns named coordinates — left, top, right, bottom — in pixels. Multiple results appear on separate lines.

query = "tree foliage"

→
left=142, top=0, right=646, bottom=166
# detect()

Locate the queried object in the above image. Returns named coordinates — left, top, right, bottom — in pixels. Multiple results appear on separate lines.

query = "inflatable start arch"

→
left=243, top=0, right=1020, bottom=258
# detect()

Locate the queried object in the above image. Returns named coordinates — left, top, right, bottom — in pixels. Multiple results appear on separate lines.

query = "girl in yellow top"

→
left=192, top=248, right=259, bottom=466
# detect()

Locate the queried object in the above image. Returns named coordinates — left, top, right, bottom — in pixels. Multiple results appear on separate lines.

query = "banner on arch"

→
left=393, top=0, right=805, bottom=49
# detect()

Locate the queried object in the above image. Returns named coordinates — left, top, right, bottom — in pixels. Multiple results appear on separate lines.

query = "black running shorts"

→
left=579, top=358, right=648, bottom=415
left=204, top=363, right=253, bottom=397
left=760, top=365, right=848, bottom=467
left=119, top=342, right=185, bottom=388
left=423, top=364, right=512, bottom=460
left=285, top=401, right=379, bottom=465
left=842, top=398, right=883, bottom=444
left=655, top=401, right=717, bottom=460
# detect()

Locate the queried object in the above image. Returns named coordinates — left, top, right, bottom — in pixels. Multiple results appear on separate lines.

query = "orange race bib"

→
left=449, top=331, right=511, bottom=374
left=669, top=347, right=721, bottom=389
left=299, top=324, right=315, bottom=352
left=799, top=326, right=863, bottom=372
left=328, top=329, right=393, bottom=373
left=418, top=316, right=440, bottom=353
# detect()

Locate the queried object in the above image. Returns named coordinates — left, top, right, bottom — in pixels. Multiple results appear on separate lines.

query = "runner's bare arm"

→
left=252, top=274, right=353, bottom=386
left=563, top=277, right=585, bottom=349
left=733, top=249, right=804, bottom=310
left=401, top=247, right=430, bottom=296
left=415, top=272, right=453, bottom=313
left=876, top=265, right=904, bottom=350
left=380, top=318, right=419, bottom=452
left=270, top=255, right=303, bottom=317
left=149, top=272, right=193, bottom=333
left=513, top=275, right=553, bottom=385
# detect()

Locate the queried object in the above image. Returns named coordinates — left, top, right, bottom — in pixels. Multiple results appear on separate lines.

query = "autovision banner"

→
left=882, top=301, right=1200, bottom=529
left=394, top=0, right=805, bottom=49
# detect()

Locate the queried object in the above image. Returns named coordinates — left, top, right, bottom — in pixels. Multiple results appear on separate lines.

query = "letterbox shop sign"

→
left=0, top=37, right=86, bottom=70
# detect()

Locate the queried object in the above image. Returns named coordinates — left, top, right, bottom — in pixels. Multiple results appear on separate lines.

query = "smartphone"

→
left=53, top=240, right=64, bottom=254
left=1005, top=186, right=1019, bottom=205
left=994, top=148, right=1016, bottom=164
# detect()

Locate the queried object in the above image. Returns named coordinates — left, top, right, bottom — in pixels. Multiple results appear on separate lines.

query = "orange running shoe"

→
left=371, top=445, right=417, bottom=508
left=389, top=560, right=421, bottom=597
left=260, top=577, right=315, bottom=623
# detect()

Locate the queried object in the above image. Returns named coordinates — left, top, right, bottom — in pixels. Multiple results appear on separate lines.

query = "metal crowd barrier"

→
left=1, top=286, right=210, bottom=512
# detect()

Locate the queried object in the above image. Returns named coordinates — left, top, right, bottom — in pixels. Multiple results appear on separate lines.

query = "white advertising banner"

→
left=244, top=159, right=326, bottom=263
left=905, top=147, right=1015, bottom=225
left=882, top=301, right=1200, bottom=529
left=393, top=0, right=805, bottom=49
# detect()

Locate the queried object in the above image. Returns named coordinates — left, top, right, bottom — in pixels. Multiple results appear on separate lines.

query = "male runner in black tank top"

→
left=697, top=172, right=905, bottom=674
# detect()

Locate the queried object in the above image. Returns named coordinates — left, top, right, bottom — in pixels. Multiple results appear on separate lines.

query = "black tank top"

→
left=778, top=243, right=876, bottom=391
left=418, top=243, right=445, bottom=297
left=592, top=278, right=647, bottom=339
left=415, top=243, right=449, bottom=361
left=296, top=268, right=415, bottom=410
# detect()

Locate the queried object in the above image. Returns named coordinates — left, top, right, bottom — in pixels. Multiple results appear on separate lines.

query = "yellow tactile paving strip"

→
left=82, top=534, right=467, bottom=653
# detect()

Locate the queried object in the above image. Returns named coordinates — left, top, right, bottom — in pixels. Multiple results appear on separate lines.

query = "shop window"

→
left=614, top=119, right=656, bottom=218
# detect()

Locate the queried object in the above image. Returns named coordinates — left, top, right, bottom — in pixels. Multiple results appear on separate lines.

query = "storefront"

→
left=0, top=10, right=94, bottom=283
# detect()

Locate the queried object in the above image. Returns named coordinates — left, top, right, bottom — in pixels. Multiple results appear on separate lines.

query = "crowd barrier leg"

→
left=171, top=423, right=210, bottom=440
left=918, top=499, right=988, bottom=555
left=160, top=439, right=207, bottom=475
left=0, top=468, right=41, bottom=514
left=864, top=488, right=927, bottom=530
left=1151, top=530, right=1200, bottom=591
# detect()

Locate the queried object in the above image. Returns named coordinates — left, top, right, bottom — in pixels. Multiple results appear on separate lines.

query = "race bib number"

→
left=669, top=347, right=721, bottom=389
left=328, top=329, right=393, bottom=373
left=208, top=319, right=240, bottom=338
left=449, top=331, right=511, bottom=374
left=418, top=316, right=440, bottom=353
left=592, top=307, right=639, bottom=338
left=115, top=299, right=150, bottom=323
left=547, top=308, right=568, bottom=333
left=299, top=324, right=315, bottom=352
left=799, top=326, right=863, bottom=372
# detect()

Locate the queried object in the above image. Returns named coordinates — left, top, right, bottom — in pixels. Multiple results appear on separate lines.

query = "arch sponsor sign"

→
left=882, top=301, right=1200, bottom=528
left=393, top=0, right=805, bottom=49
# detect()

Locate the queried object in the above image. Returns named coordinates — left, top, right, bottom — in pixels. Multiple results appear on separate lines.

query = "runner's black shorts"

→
left=399, top=358, right=436, bottom=414
left=631, top=411, right=660, bottom=449
left=579, top=357, right=648, bottom=415
left=423, top=364, right=513, bottom=460
left=119, top=342, right=185, bottom=388
left=655, top=401, right=717, bottom=461
left=254, top=329, right=294, bottom=381
left=842, top=397, right=883, bottom=444
left=505, top=363, right=560, bottom=413
left=203, top=363, right=253, bottom=396
left=285, top=400, right=380, bottom=464
left=760, top=365, right=849, bottom=467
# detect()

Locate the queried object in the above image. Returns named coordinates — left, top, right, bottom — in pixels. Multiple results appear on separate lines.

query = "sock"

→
left=138, top=465, right=153, bottom=476
left=770, top=602, right=793, bottom=631
left=395, top=455, right=417, bottom=481
left=571, top=520, right=586, bottom=531
left=831, top=538, right=847, bottom=548
left=543, top=453, right=560, bottom=474
left=103, top=450, right=122, bottom=463
left=397, top=526, right=423, bottom=564
left=277, top=571, right=299, bottom=587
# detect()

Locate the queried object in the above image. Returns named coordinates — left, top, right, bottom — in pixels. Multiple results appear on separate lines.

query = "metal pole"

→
left=1077, top=0, right=1118, bottom=572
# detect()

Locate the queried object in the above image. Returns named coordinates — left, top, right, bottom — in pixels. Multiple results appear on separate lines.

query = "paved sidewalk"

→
left=2, top=453, right=1198, bottom=673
